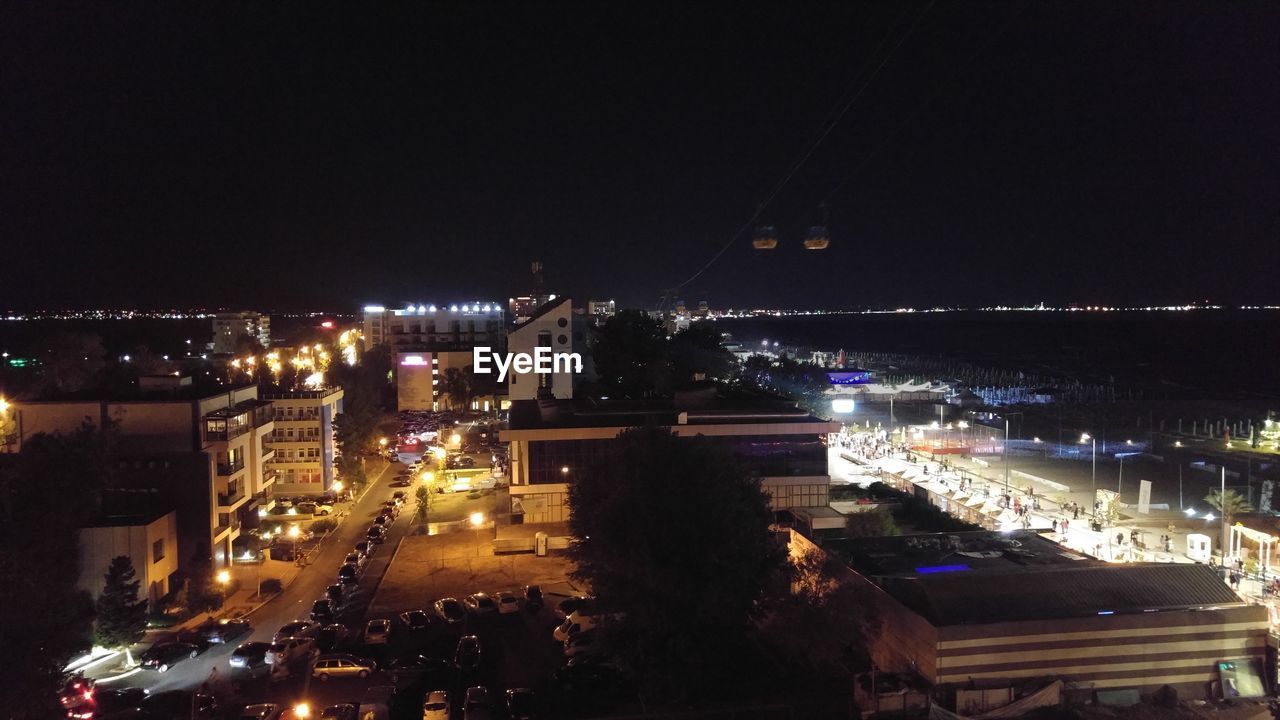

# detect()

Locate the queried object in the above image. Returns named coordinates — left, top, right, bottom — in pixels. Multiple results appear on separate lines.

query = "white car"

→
left=345, top=552, right=368, bottom=570
left=265, top=636, right=316, bottom=665
left=496, top=591, right=520, bottom=615
left=274, top=620, right=321, bottom=643
left=421, top=690, right=449, bottom=720
left=364, top=618, right=392, bottom=645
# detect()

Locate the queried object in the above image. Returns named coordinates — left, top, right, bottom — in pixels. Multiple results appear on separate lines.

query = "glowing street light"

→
left=1184, top=507, right=1198, bottom=517
left=560, top=466, right=570, bottom=475
left=288, top=525, right=301, bottom=539
left=293, top=703, right=311, bottom=719
left=469, top=512, right=485, bottom=527
left=450, top=433, right=461, bottom=445
left=216, top=569, right=231, bottom=585
left=332, top=480, right=344, bottom=493
left=379, top=437, right=389, bottom=447
left=421, top=471, right=435, bottom=484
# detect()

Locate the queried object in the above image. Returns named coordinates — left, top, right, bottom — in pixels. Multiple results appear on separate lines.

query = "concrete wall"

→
left=78, top=511, right=179, bottom=608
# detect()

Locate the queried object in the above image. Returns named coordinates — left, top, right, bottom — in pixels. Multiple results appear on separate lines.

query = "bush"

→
left=310, top=518, right=338, bottom=533
left=259, top=578, right=283, bottom=594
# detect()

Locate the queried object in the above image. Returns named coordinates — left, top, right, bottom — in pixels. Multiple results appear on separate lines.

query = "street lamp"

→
left=1081, top=433, right=1097, bottom=501
left=293, top=702, right=311, bottom=719
left=216, top=569, right=231, bottom=586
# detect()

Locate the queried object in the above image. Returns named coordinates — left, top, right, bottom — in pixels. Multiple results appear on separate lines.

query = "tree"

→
left=1207, top=488, right=1254, bottom=553
left=844, top=506, right=898, bottom=538
left=93, top=556, right=148, bottom=666
left=181, top=545, right=223, bottom=619
left=233, top=332, right=266, bottom=357
left=669, top=323, right=734, bottom=384
left=0, top=423, right=114, bottom=718
left=33, top=332, right=106, bottom=395
left=568, top=426, right=783, bottom=701
left=440, top=367, right=473, bottom=410
left=414, top=484, right=431, bottom=523
left=589, top=310, right=671, bottom=398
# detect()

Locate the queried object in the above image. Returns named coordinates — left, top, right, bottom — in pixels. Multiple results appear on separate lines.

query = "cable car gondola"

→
left=803, top=225, right=830, bottom=250
left=752, top=225, right=778, bottom=250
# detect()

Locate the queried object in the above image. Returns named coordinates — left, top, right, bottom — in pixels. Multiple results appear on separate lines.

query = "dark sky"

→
left=2, top=2, right=1277, bottom=311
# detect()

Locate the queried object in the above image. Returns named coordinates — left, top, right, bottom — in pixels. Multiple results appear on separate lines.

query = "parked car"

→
left=462, top=686, right=493, bottom=720
left=66, top=687, right=146, bottom=719
left=338, top=563, right=360, bottom=585
left=399, top=609, right=433, bottom=631
left=505, top=688, right=537, bottom=720
left=463, top=593, right=496, bottom=615
left=496, top=591, right=520, bottom=614
left=264, top=637, right=316, bottom=666
left=229, top=641, right=271, bottom=669
left=238, top=703, right=283, bottom=720
left=315, top=623, right=351, bottom=652
left=433, top=598, right=466, bottom=624
left=354, top=540, right=373, bottom=557
left=387, top=654, right=453, bottom=684
left=274, top=620, right=320, bottom=643
left=373, top=515, right=390, bottom=528
left=367, top=526, right=386, bottom=544
left=326, top=583, right=345, bottom=605
left=310, top=599, right=335, bottom=624
left=197, top=617, right=251, bottom=644
left=563, top=630, right=596, bottom=658
left=421, top=690, right=449, bottom=720
left=345, top=552, right=367, bottom=570
left=391, top=491, right=406, bottom=505
left=555, top=595, right=591, bottom=621
left=295, top=501, right=333, bottom=516
left=523, top=585, right=543, bottom=611
left=455, top=635, right=482, bottom=671
left=318, top=703, right=359, bottom=720
left=140, top=642, right=202, bottom=672
left=312, top=653, right=377, bottom=681
left=364, top=618, right=392, bottom=645
left=139, top=690, right=218, bottom=719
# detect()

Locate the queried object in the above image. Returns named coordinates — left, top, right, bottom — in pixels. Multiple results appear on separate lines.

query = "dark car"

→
left=338, top=563, right=360, bottom=585
left=139, top=642, right=202, bottom=672
left=315, top=624, right=351, bottom=652
left=326, top=584, right=345, bottom=605
left=552, top=659, right=625, bottom=700
left=354, top=540, right=373, bottom=557
left=310, top=599, right=335, bottom=624
left=454, top=635, right=481, bottom=671
left=399, top=609, right=433, bottom=631
left=523, top=585, right=543, bottom=611
left=138, top=690, right=218, bottom=719
left=229, top=641, right=271, bottom=669
left=318, top=704, right=358, bottom=720
left=391, top=491, right=406, bottom=505
left=433, top=597, right=466, bottom=624
left=367, top=526, right=386, bottom=544
left=506, top=688, right=537, bottom=720
left=387, top=654, right=454, bottom=685
left=373, top=514, right=390, bottom=527
left=66, top=687, right=146, bottom=719
left=196, top=617, right=251, bottom=644
left=555, top=595, right=592, bottom=620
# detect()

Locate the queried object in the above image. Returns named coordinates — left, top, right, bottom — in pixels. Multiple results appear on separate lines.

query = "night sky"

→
left=2, top=2, right=1277, bottom=311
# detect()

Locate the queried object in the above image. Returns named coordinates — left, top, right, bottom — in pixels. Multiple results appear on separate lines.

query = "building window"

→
left=152, top=538, right=165, bottom=564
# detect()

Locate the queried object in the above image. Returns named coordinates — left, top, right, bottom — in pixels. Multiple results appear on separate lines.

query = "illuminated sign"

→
left=400, top=355, right=428, bottom=366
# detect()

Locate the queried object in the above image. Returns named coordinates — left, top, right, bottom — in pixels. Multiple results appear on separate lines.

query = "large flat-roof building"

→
left=802, top=530, right=1268, bottom=701
left=212, top=311, right=271, bottom=354
left=361, top=303, right=505, bottom=351
left=5, top=376, right=276, bottom=570
left=500, top=392, right=838, bottom=525
left=262, top=387, right=343, bottom=496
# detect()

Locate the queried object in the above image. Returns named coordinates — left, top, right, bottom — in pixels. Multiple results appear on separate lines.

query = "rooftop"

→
left=829, top=531, right=1244, bottom=626
left=82, top=489, right=174, bottom=528
left=508, top=389, right=830, bottom=431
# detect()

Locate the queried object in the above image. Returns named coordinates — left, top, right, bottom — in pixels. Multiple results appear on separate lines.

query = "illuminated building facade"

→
left=262, top=387, right=344, bottom=496
left=212, top=311, right=272, bottom=354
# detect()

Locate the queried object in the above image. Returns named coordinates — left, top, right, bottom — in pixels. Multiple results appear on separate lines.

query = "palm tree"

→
left=1206, top=488, right=1253, bottom=560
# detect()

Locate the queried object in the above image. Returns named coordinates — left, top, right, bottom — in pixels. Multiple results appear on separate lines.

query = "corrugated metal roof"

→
left=885, top=563, right=1242, bottom=626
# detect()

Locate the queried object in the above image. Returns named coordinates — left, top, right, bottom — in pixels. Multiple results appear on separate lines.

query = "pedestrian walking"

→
left=1052, top=519, right=1059, bottom=533
left=1073, top=505, right=1080, bottom=520
left=1062, top=519, right=1069, bottom=533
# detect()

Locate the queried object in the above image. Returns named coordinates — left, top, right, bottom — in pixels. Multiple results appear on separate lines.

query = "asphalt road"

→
left=108, top=460, right=403, bottom=696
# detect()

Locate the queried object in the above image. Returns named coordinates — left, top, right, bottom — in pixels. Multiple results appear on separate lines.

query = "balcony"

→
left=260, top=447, right=276, bottom=462
left=217, top=458, right=245, bottom=476
left=217, top=485, right=246, bottom=508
